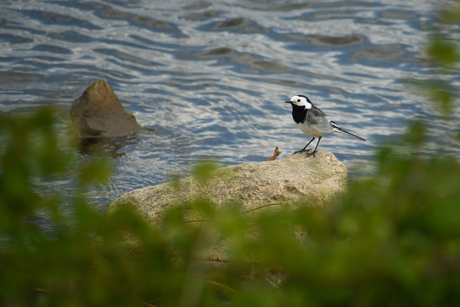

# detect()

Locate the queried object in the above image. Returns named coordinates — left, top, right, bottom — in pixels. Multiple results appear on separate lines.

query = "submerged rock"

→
left=70, top=79, right=144, bottom=138
left=108, top=151, right=348, bottom=224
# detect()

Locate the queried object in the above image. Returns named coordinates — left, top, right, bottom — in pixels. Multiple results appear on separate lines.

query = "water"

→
left=1, top=0, right=459, bottom=209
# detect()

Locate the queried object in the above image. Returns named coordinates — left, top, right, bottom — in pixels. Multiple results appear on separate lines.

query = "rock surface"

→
left=109, top=151, right=348, bottom=224
left=70, top=79, right=144, bottom=138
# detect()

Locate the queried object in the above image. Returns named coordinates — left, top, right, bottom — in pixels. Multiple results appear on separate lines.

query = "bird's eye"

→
left=297, top=99, right=301, bottom=102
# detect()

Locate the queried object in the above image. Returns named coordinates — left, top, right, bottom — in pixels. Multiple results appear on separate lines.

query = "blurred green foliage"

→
left=422, top=2, right=459, bottom=118
left=1, top=3, right=460, bottom=307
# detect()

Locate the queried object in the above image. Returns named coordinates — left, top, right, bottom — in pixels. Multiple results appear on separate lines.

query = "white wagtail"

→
left=285, top=95, right=365, bottom=156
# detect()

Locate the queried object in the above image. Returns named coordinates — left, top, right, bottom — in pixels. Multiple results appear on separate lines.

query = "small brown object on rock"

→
left=267, top=146, right=282, bottom=161
left=70, top=79, right=144, bottom=138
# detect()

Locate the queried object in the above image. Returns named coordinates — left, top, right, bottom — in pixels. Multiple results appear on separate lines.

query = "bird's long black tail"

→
left=331, top=121, right=365, bottom=141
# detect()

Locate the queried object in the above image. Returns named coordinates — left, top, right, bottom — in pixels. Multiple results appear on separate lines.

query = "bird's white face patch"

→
left=290, top=95, right=312, bottom=109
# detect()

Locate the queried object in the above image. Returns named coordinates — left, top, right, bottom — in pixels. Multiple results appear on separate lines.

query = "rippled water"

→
left=1, top=0, right=459, bottom=209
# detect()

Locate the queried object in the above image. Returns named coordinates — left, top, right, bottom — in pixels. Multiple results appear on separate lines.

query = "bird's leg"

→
left=305, top=137, right=322, bottom=157
left=294, top=137, right=315, bottom=154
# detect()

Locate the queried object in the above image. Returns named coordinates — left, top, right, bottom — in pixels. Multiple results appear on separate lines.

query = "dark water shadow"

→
left=77, top=128, right=154, bottom=158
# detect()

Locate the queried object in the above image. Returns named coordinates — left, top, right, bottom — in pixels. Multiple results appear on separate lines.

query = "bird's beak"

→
left=284, top=100, right=291, bottom=104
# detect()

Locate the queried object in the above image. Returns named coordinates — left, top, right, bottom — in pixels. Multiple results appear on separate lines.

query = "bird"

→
left=285, top=94, right=365, bottom=156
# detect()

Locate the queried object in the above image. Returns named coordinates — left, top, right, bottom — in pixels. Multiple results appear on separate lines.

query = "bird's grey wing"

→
left=307, top=106, right=329, bottom=125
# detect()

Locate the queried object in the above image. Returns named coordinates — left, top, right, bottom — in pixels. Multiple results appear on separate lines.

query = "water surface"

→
left=1, top=0, right=459, bottom=209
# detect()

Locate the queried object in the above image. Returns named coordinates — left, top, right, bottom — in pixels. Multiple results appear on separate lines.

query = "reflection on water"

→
left=0, top=0, right=458, bottom=209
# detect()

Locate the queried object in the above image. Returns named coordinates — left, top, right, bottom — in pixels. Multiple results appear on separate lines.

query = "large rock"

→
left=70, top=79, right=144, bottom=138
left=109, top=151, right=348, bottom=224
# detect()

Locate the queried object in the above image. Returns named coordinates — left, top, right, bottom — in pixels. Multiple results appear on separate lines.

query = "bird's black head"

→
left=285, top=95, right=313, bottom=110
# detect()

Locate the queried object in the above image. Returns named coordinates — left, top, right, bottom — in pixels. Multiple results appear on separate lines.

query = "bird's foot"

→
left=294, top=149, right=313, bottom=155
left=304, top=150, right=317, bottom=157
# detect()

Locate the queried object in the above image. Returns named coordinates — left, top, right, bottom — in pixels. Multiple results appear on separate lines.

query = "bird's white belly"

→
left=297, top=122, right=331, bottom=138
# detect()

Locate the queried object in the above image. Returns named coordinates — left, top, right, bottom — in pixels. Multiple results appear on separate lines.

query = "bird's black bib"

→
left=292, top=104, right=308, bottom=124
